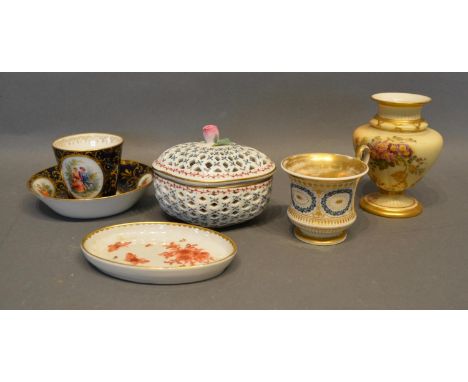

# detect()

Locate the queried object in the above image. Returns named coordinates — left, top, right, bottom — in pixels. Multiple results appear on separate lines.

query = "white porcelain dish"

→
left=81, top=222, right=237, bottom=284
left=28, top=160, right=153, bottom=219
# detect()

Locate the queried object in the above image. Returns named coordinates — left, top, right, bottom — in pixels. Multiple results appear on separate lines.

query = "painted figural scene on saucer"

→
left=28, top=160, right=153, bottom=219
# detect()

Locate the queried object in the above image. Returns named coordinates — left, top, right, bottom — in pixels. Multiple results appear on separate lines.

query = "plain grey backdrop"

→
left=0, top=73, right=466, bottom=309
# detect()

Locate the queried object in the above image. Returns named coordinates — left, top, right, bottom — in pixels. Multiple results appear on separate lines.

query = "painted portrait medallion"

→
left=137, top=173, right=153, bottom=188
left=32, top=177, right=56, bottom=198
left=61, top=156, right=104, bottom=198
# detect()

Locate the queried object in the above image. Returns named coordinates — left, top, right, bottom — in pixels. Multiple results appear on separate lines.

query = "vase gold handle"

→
left=355, top=145, right=370, bottom=164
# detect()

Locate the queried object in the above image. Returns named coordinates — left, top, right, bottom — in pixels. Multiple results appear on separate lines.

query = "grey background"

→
left=0, top=73, right=466, bottom=309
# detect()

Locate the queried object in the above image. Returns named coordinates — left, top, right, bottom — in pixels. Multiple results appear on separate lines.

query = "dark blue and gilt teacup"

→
left=52, top=133, right=123, bottom=199
left=281, top=146, right=369, bottom=245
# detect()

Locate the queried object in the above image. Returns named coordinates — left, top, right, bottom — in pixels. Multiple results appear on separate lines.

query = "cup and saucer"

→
left=27, top=133, right=153, bottom=219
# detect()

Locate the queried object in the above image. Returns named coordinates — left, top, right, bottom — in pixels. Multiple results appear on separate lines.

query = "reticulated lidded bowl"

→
left=152, top=125, right=275, bottom=227
left=153, top=125, right=275, bottom=186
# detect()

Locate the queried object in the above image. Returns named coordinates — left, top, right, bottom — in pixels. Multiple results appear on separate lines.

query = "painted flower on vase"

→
left=356, top=135, right=427, bottom=189
left=369, top=140, right=413, bottom=167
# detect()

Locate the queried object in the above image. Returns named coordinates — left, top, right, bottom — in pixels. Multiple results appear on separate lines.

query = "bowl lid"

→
left=152, top=125, right=275, bottom=184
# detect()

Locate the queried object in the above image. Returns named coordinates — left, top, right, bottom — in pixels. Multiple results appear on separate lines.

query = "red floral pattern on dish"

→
left=107, top=241, right=132, bottom=252
left=159, top=242, right=214, bottom=266
left=125, top=252, right=150, bottom=265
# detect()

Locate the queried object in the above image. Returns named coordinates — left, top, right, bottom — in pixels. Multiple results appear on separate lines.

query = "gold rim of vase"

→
left=371, top=92, right=432, bottom=107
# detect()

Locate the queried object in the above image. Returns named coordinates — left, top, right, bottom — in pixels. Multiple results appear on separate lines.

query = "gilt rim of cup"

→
left=281, top=152, right=369, bottom=182
left=52, top=132, right=124, bottom=152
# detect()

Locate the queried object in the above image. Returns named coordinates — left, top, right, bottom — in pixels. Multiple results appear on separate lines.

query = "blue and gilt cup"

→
left=52, top=133, right=123, bottom=199
left=281, top=146, right=369, bottom=245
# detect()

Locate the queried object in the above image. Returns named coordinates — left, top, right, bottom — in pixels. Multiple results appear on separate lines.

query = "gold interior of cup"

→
left=282, top=153, right=367, bottom=179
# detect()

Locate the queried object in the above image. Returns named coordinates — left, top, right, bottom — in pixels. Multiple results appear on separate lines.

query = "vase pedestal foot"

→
left=360, top=191, right=422, bottom=218
left=293, top=227, right=347, bottom=246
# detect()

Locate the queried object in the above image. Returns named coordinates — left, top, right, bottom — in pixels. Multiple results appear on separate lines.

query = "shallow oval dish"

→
left=28, top=160, right=153, bottom=219
left=81, top=222, right=237, bottom=284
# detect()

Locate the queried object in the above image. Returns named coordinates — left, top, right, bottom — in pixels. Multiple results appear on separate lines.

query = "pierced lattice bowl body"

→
left=153, top=175, right=273, bottom=228
left=152, top=126, right=275, bottom=228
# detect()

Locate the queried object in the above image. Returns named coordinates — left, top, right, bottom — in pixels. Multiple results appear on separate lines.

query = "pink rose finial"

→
left=202, top=125, right=219, bottom=145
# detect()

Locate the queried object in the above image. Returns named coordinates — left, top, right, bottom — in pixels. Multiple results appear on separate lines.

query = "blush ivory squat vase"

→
left=353, top=92, right=443, bottom=218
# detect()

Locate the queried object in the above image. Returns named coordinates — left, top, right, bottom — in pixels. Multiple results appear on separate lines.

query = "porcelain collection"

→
left=28, top=92, right=444, bottom=284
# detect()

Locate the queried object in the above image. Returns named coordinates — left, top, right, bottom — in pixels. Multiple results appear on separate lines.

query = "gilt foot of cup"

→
left=360, top=191, right=422, bottom=218
left=293, top=227, right=347, bottom=246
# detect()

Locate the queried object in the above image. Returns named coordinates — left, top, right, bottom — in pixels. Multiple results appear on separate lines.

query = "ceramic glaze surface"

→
left=52, top=133, right=123, bottom=151
left=282, top=151, right=369, bottom=245
left=154, top=175, right=273, bottom=227
left=286, top=178, right=360, bottom=245
left=153, top=126, right=275, bottom=227
left=31, top=177, right=56, bottom=198
left=153, top=126, right=275, bottom=184
left=153, top=141, right=275, bottom=183
left=53, top=133, right=123, bottom=198
left=81, top=222, right=237, bottom=284
left=61, top=156, right=103, bottom=198
left=353, top=92, right=443, bottom=218
left=28, top=160, right=152, bottom=219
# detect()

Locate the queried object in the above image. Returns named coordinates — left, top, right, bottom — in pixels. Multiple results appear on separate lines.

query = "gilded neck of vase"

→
left=369, top=93, right=431, bottom=132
